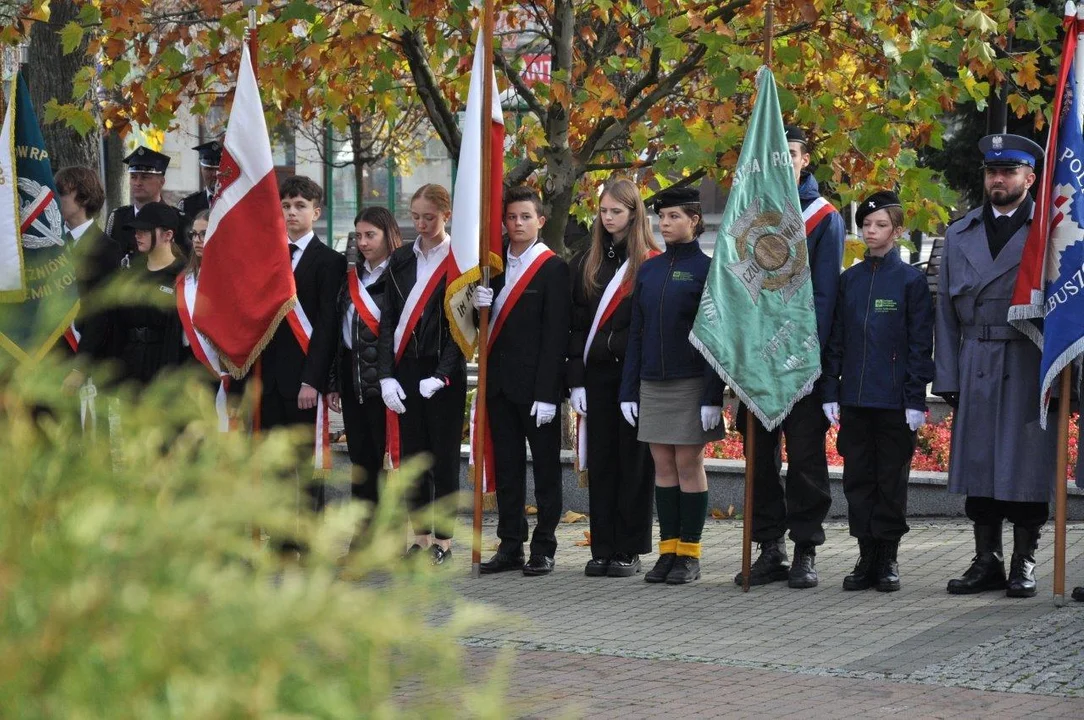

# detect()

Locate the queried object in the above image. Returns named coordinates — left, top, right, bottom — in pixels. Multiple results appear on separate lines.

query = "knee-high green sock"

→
left=679, top=490, right=709, bottom=543
left=655, top=485, right=680, bottom=542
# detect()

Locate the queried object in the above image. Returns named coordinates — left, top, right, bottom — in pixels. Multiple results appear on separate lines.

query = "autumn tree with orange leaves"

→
left=4, top=0, right=1064, bottom=252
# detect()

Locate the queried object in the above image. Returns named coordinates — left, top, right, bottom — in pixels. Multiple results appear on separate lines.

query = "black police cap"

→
left=652, top=186, right=701, bottom=214
left=122, top=145, right=170, bottom=175
left=855, top=190, right=902, bottom=226
left=193, top=139, right=223, bottom=167
left=123, top=202, right=182, bottom=235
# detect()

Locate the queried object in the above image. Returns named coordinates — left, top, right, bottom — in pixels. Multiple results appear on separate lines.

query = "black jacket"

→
left=377, top=242, right=466, bottom=382
left=105, top=205, right=139, bottom=256
left=72, top=222, right=125, bottom=362
left=261, top=235, right=346, bottom=398
left=487, top=250, right=571, bottom=405
left=567, top=243, right=634, bottom=386
left=332, top=266, right=388, bottom=403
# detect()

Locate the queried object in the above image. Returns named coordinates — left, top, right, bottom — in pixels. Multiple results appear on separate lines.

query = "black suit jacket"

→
left=179, top=189, right=211, bottom=218
left=105, top=205, right=138, bottom=257
left=72, top=222, right=125, bottom=362
left=487, top=252, right=571, bottom=406
left=261, top=235, right=346, bottom=398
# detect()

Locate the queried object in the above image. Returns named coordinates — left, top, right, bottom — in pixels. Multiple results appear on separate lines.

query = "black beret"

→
left=855, top=190, right=902, bottom=227
left=784, top=125, right=808, bottom=147
left=652, top=186, right=702, bottom=214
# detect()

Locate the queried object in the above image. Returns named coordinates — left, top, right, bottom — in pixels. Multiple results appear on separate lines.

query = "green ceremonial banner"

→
left=689, top=67, right=820, bottom=431
left=0, top=72, right=79, bottom=363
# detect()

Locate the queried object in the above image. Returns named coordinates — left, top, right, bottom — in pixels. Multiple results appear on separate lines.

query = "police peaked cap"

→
left=784, top=125, right=808, bottom=148
left=122, top=202, right=182, bottom=235
left=123, top=145, right=170, bottom=175
left=653, top=186, right=702, bottom=214
left=855, top=190, right=902, bottom=226
left=978, top=133, right=1043, bottom=168
left=193, top=139, right=223, bottom=168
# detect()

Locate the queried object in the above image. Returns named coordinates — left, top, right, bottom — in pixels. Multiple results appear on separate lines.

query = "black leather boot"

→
left=876, top=539, right=901, bottom=592
left=842, top=538, right=878, bottom=591
left=947, top=524, right=1007, bottom=594
left=733, top=538, right=789, bottom=586
left=1006, top=525, right=1040, bottom=598
left=1073, top=586, right=1084, bottom=602
left=788, top=544, right=818, bottom=589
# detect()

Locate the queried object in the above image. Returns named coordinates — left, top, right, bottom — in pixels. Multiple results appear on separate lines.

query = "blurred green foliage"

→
left=0, top=358, right=512, bottom=718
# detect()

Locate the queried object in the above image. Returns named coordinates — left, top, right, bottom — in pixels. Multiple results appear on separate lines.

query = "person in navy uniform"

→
left=619, top=185, right=726, bottom=585
left=179, top=140, right=221, bottom=220
left=821, top=190, right=935, bottom=592
left=934, top=133, right=1057, bottom=599
left=736, top=125, right=845, bottom=589
left=106, top=146, right=170, bottom=261
left=475, top=186, right=571, bottom=577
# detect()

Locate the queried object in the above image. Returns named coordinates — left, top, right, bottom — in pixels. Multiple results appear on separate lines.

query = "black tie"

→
left=289, top=243, right=299, bottom=259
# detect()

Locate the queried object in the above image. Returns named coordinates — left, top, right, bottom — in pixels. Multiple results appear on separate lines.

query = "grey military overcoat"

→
left=933, top=206, right=1056, bottom=503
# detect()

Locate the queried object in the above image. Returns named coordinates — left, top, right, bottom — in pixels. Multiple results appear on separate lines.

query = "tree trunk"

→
left=351, top=119, right=365, bottom=210
left=102, top=132, right=126, bottom=217
left=27, top=0, right=100, bottom=171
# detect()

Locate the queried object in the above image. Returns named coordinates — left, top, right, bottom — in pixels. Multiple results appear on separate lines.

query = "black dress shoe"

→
left=430, top=545, right=452, bottom=566
left=584, top=557, right=610, bottom=577
left=522, top=554, right=555, bottom=576
left=608, top=553, right=641, bottom=577
left=403, top=543, right=425, bottom=560
left=645, top=554, right=676, bottom=583
left=1072, top=586, right=1084, bottom=602
left=788, top=544, right=818, bottom=589
left=665, top=556, right=701, bottom=584
left=948, top=524, right=1007, bottom=594
left=842, top=538, right=878, bottom=591
left=734, top=539, right=789, bottom=586
left=876, top=540, right=900, bottom=593
left=479, top=551, right=525, bottom=574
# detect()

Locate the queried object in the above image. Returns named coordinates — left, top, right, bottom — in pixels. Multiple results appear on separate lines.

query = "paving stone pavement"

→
left=433, top=517, right=1084, bottom=718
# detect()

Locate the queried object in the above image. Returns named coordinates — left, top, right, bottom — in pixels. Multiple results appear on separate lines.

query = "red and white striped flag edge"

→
left=194, top=43, right=297, bottom=378
left=444, top=31, right=505, bottom=358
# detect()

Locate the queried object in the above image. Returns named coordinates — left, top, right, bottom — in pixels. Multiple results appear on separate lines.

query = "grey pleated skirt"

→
left=638, top=378, right=725, bottom=445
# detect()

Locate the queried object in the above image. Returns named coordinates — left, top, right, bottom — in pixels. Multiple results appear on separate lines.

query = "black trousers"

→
left=260, top=390, right=323, bottom=512
left=739, top=392, right=832, bottom=546
left=397, top=356, right=465, bottom=540
left=339, top=353, right=386, bottom=505
left=585, top=369, right=654, bottom=558
left=837, top=406, right=914, bottom=541
left=488, top=391, right=563, bottom=558
left=966, top=496, right=1049, bottom=528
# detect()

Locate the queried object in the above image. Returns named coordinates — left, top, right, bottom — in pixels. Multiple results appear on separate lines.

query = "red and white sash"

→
left=281, top=300, right=332, bottom=477
left=385, top=248, right=450, bottom=470
left=176, top=272, right=230, bottom=432
left=803, top=197, right=837, bottom=236
left=64, top=324, right=80, bottom=352
left=470, top=243, right=555, bottom=491
left=576, top=251, right=658, bottom=469
left=347, top=266, right=382, bottom=337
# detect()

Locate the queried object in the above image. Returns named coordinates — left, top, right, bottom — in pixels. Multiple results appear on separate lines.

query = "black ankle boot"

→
left=947, top=523, right=1007, bottom=594
left=1006, top=525, right=1040, bottom=598
left=876, top=540, right=900, bottom=592
left=842, top=538, right=878, bottom=591
left=788, top=544, right=818, bottom=589
left=733, top=538, right=789, bottom=586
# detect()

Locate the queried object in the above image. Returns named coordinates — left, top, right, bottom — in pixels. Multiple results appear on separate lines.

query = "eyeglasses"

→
left=189, top=230, right=207, bottom=240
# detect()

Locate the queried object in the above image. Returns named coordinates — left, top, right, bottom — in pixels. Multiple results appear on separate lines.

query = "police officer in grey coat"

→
left=934, top=133, right=1057, bottom=599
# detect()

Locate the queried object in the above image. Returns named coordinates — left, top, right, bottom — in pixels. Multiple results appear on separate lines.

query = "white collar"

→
left=413, top=234, right=450, bottom=261
left=993, top=206, right=1017, bottom=219
left=364, top=257, right=389, bottom=275
left=290, top=231, right=315, bottom=254
left=507, top=239, right=539, bottom=262
left=69, top=219, right=94, bottom=241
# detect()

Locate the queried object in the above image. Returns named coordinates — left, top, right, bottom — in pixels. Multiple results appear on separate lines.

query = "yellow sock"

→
left=659, top=538, right=678, bottom=555
left=676, top=541, right=702, bottom=559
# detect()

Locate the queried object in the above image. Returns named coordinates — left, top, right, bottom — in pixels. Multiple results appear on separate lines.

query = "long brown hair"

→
left=184, top=209, right=211, bottom=278
left=582, top=178, right=659, bottom=298
left=354, top=205, right=403, bottom=259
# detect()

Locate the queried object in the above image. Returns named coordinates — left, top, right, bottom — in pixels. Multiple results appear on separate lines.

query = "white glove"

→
left=700, top=405, right=723, bottom=432
left=419, top=376, right=444, bottom=399
left=380, top=378, right=407, bottom=414
left=822, top=402, right=840, bottom=426
left=570, top=387, right=587, bottom=415
left=530, top=401, right=557, bottom=427
left=620, top=401, right=638, bottom=427
left=472, top=285, right=494, bottom=309
left=906, top=408, right=926, bottom=432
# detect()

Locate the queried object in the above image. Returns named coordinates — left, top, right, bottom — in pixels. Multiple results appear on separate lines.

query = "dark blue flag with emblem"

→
left=0, top=71, right=80, bottom=363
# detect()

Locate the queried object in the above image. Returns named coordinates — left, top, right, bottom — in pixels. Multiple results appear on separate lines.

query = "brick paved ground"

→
left=424, top=518, right=1084, bottom=718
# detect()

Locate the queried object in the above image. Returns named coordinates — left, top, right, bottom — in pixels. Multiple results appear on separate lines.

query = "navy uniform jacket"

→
left=619, top=239, right=725, bottom=406
left=178, top=188, right=212, bottom=219
left=799, top=173, right=845, bottom=350
left=822, top=247, right=934, bottom=411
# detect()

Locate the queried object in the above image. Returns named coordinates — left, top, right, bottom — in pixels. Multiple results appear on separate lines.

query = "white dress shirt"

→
left=289, top=231, right=314, bottom=271
left=68, top=219, right=95, bottom=244
left=504, top=239, right=539, bottom=289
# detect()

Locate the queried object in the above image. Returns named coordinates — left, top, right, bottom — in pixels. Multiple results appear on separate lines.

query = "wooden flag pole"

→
left=742, top=0, right=775, bottom=594
left=1053, top=365, right=1072, bottom=605
left=471, top=0, right=497, bottom=579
